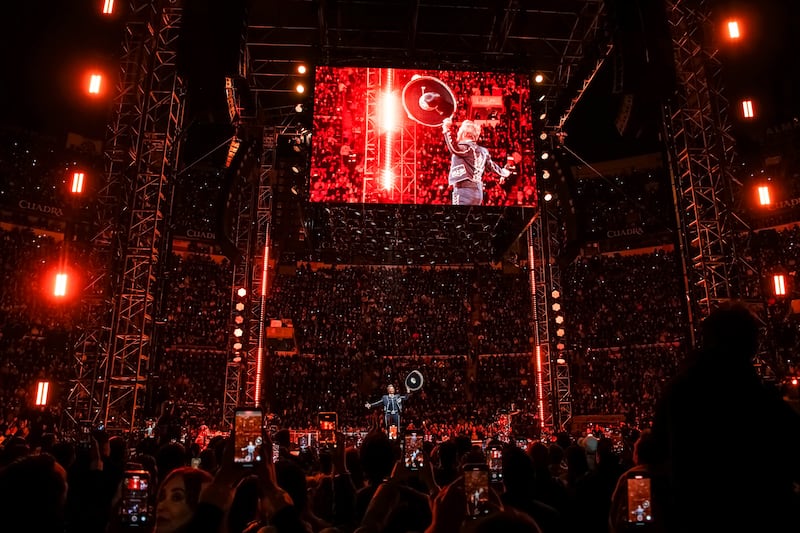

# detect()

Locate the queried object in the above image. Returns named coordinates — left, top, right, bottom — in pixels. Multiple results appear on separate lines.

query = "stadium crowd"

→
left=562, top=249, right=689, bottom=425
left=0, top=128, right=103, bottom=234
left=170, top=165, right=223, bottom=239
left=1, top=129, right=80, bottom=208
left=573, top=167, right=673, bottom=248
left=3, top=300, right=797, bottom=533
left=1, top=127, right=800, bottom=532
left=265, top=264, right=532, bottom=358
left=308, top=204, right=524, bottom=265
left=0, top=227, right=77, bottom=433
left=564, top=250, right=686, bottom=349
left=160, top=252, right=232, bottom=350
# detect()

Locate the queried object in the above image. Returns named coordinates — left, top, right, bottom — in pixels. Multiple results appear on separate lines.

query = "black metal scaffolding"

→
left=67, top=0, right=185, bottom=433
left=663, top=0, right=758, bottom=345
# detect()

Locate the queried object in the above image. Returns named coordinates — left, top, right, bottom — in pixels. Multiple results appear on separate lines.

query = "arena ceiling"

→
left=244, top=0, right=612, bottom=265
left=246, top=0, right=610, bottom=129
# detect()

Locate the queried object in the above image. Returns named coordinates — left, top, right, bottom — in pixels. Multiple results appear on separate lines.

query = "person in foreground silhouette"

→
left=651, top=301, right=800, bottom=532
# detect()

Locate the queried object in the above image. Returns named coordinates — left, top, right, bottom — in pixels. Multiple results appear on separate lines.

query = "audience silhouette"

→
left=651, top=301, right=800, bottom=532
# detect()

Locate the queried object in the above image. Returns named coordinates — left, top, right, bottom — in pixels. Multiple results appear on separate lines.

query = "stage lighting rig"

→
left=71, top=171, right=86, bottom=194
left=741, top=99, right=755, bottom=119
left=225, top=77, right=240, bottom=122
left=727, top=20, right=741, bottom=40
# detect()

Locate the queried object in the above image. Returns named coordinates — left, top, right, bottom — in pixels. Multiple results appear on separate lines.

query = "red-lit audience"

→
left=0, top=228, right=76, bottom=433
left=573, top=167, right=674, bottom=248
left=309, top=204, right=512, bottom=265
left=563, top=250, right=690, bottom=425
left=160, top=252, right=232, bottom=350
left=266, top=263, right=534, bottom=358
left=2, top=125, right=800, bottom=531
left=0, top=128, right=104, bottom=233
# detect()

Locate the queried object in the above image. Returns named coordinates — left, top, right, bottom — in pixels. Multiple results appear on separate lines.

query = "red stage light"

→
left=54, top=273, right=68, bottom=297
left=757, top=185, right=771, bottom=206
left=295, top=83, right=305, bottom=94
left=381, top=91, right=400, bottom=132
left=773, top=274, right=786, bottom=296
left=102, top=0, right=115, bottom=15
left=71, top=171, right=85, bottom=194
left=741, top=99, right=755, bottom=119
left=382, top=169, right=395, bottom=191
left=727, top=20, right=741, bottom=39
left=88, top=74, right=102, bottom=95
left=35, top=381, right=50, bottom=406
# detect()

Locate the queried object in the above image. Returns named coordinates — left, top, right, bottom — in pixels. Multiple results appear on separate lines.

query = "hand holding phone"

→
left=487, top=445, right=503, bottom=483
left=319, top=412, right=338, bottom=449
left=403, top=429, right=424, bottom=471
left=119, top=470, right=150, bottom=527
left=463, top=463, right=490, bottom=519
left=233, top=408, right=264, bottom=467
left=626, top=472, right=653, bottom=525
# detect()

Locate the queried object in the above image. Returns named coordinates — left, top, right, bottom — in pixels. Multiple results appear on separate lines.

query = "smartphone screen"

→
left=464, top=464, right=490, bottom=519
left=403, top=429, right=424, bottom=470
left=626, top=474, right=653, bottom=525
left=487, top=446, right=503, bottom=482
left=120, top=470, right=150, bottom=526
left=234, top=408, right=264, bottom=466
left=78, top=421, right=93, bottom=447
left=319, top=412, right=337, bottom=448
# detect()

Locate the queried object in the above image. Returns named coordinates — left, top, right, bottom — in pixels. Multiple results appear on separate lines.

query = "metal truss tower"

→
left=361, top=68, right=381, bottom=202
left=528, top=208, right=572, bottom=432
left=66, top=0, right=184, bottom=432
left=95, top=0, right=184, bottom=433
left=663, top=0, right=757, bottom=341
left=222, top=130, right=273, bottom=427
left=395, top=119, right=418, bottom=204
left=359, top=68, right=418, bottom=203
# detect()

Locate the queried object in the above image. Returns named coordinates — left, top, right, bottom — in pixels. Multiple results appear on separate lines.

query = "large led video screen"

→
left=310, top=66, right=536, bottom=207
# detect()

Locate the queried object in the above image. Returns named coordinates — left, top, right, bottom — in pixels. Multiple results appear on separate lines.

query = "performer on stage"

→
left=241, top=440, right=256, bottom=462
left=442, top=116, right=510, bottom=206
left=365, top=384, right=410, bottom=435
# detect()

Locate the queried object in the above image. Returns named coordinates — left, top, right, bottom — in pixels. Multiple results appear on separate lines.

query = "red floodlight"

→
left=35, top=381, right=50, bottom=406
left=380, top=91, right=400, bottom=132
left=727, top=20, right=741, bottom=40
left=88, top=73, right=102, bottom=95
left=757, top=185, right=771, bottom=206
left=71, top=171, right=85, bottom=194
left=102, top=0, right=115, bottom=15
left=54, top=273, right=68, bottom=297
left=741, top=99, right=755, bottom=119
left=773, top=274, right=786, bottom=296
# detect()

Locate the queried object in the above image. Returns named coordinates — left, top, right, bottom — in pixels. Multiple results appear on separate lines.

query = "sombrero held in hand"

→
left=405, top=370, right=424, bottom=392
left=402, top=75, right=457, bottom=127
